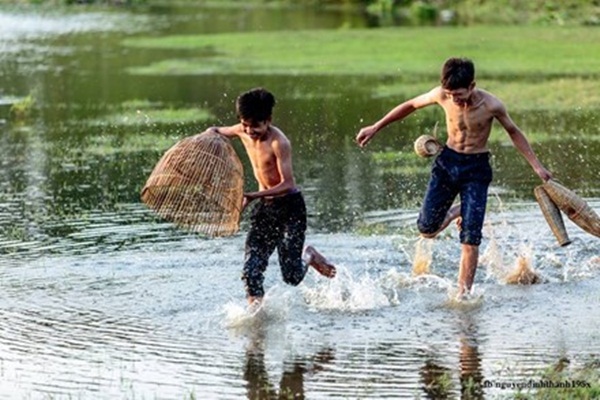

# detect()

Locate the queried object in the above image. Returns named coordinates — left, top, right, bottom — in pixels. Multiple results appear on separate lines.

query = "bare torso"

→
left=437, top=88, right=497, bottom=154
left=235, top=125, right=296, bottom=192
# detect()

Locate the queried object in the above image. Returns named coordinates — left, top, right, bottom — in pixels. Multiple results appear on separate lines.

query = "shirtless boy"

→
left=356, top=57, right=552, bottom=298
left=209, top=87, right=336, bottom=306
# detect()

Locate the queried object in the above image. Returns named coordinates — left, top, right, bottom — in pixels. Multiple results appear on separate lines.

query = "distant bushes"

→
left=0, top=0, right=146, bottom=4
left=0, top=0, right=598, bottom=26
left=363, top=0, right=600, bottom=26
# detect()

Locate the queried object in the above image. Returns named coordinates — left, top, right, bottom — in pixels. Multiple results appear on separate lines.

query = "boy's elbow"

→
left=207, top=127, right=232, bottom=137
left=201, top=127, right=218, bottom=135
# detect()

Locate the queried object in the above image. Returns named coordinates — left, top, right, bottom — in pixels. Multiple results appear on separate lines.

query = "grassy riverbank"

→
left=124, top=26, right=600, bottom=77
left=123, top=25, right=600, bottom=110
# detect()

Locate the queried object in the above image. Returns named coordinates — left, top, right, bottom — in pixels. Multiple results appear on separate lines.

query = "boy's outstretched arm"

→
left=205, top=125, right=239, bottom=138
left=356, top=88, right=439, bottom=147
left=494, top=102, right=553, bottom=182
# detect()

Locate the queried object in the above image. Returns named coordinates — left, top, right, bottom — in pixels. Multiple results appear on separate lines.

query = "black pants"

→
left=243, top=191, right=308, bottom=297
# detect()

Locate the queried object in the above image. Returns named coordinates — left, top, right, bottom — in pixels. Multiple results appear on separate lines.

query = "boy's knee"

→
left=417, top=220, right=441, bottom=236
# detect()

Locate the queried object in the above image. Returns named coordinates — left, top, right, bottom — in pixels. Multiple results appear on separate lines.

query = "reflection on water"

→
left=0, top=3, right=599, bottom=400
left=457, top=315, right=485, bottom=400
left=244, top=325, right=335, bottom=400
left=419, top=313, right=485, bottom=400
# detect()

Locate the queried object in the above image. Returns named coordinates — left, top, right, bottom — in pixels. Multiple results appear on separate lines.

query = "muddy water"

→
left=0, top=4, right=599, bottom=400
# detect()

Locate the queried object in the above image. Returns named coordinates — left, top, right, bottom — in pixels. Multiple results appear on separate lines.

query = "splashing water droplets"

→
left=412, top=237, right=433, bottom=276
left=302, top=265, right=391, bottom=312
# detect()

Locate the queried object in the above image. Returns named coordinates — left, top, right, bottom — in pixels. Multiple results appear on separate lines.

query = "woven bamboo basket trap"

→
left=414, top=134, right=443, bottom=158
left=534, top=179, right=600, bottom=246
left=542, top=179, right=600, bottom=238
left=141, top=131, right=244, bottom=237
left=534, top=185, right=571, bottom=247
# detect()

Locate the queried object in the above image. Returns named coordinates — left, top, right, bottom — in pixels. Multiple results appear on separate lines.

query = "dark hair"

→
left=235, top=88, right=276, bottom=122
left=441, top=58, right=475, bottom=90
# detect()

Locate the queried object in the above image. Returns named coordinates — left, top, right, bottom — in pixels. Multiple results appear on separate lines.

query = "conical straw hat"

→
left=542, top=179, right=600, bottom=238
left=534, top=185, right=571, bottom=247
left=414, top=135, right=442, bottom=158
left=141, top=130, right=244, bottom=237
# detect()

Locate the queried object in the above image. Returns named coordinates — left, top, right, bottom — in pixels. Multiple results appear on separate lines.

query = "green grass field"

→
left=123, top=26, right=600, bottom=78
left=123, top=26, right=600, bottom=110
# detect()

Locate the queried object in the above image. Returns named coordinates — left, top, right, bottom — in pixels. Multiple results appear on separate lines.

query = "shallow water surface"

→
left=1, top=206, right=599, bottom=399
left=0, top=4, right=599, bottom=399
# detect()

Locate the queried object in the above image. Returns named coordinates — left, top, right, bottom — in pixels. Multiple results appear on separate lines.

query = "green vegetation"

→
left=371, top=149, right=432, bottom=175
left=124, top=26, right=600, bottom=78
left=9, top=93, right=36, bottom=121
left=123, top=26, right=600, bottom=79
left=83, top=132, right=182, bottom=155
left=81, top=100, right=212, bottom=155
left=365, top=0, right=600, bottom=26
left=1, top=0, right=598, bottom=27
left=123, top=26, right=600, bottom=110
left=87, top=100, right=214, bottom=127
left=510, top=360, right=600, bottom=399
left=375, top=78, right=600, bottom=110
left=0, top=0, right=147, bottom=5
left=499, top=129, right=600, bottom=144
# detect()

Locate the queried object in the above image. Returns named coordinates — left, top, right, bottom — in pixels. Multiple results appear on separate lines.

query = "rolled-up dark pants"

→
left=243, top=191, right=308, bottom=298
left=417, top=146, right=493, bottom=246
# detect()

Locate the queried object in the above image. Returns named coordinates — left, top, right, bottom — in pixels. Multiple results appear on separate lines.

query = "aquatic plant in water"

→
left=9, top=93, right=36, bottom=121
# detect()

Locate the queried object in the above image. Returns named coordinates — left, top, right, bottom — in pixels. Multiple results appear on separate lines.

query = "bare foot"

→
left=247, top=296, right=263, bottom=310
left=455, top=286, right=468, bottom=301
left=421, top=204, right=461, bottom=239
left=303, top=245, right=336, bottom=278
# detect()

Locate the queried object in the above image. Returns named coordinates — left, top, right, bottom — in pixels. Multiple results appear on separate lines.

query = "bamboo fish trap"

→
left=534, top=186, right=571, bottom=247
left=141, top=130, right=244, bottom=237
left=542, top=179, right=600, bottom=238
left=414, top=122, right=443, bottom=158
left=414, top=134, right=443, bottom=158
left=534, top=179, right=600, bottom=246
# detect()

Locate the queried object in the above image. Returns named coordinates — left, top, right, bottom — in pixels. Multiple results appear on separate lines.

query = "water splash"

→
left=444, top=286, right=485, bottom=310
left=301, top=258, right=462, bottom=313
left=504, top=254, right=541, bottom=285
left=221, top=288, right=291, bottom=333
left=480, top=237, right=507, bottom=280
left=412, top=237, right=433, bottom=276
left=481, top=239, right=541, bottom=285
left=302, top=266, right=391, bottom=312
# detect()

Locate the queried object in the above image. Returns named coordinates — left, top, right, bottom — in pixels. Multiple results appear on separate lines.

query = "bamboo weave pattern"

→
left=414, top=135, right=442, bottom=158
left=542, top=179, right=600, bottom=238
left=534, top=185, right=571, bottom=247
left=141, top=131, right=244, bottom=237
left=534, top=179, right=600, bottom=246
